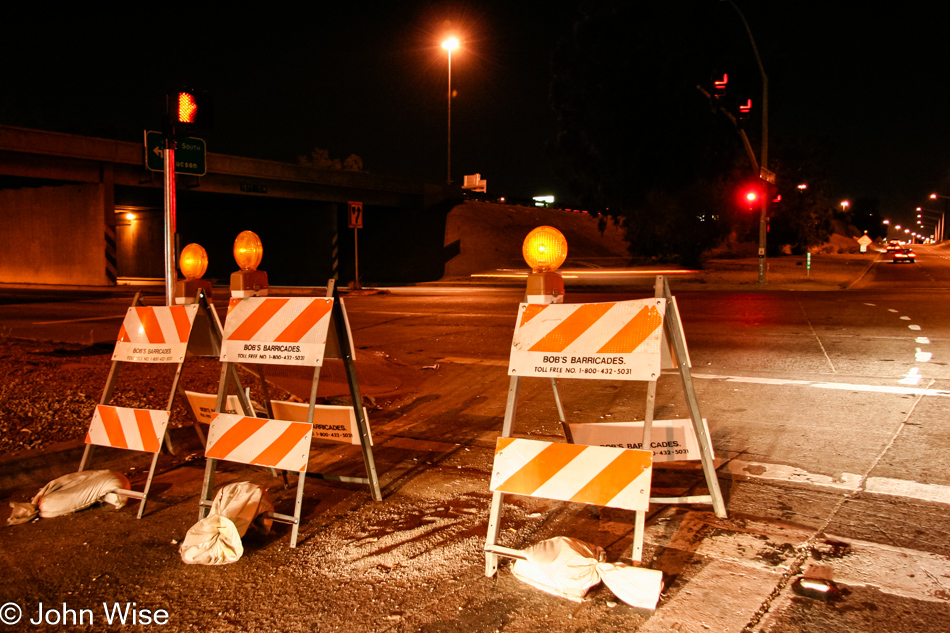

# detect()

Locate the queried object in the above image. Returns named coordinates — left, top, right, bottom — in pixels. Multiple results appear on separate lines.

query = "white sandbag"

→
left=512, top=537, right=606, bottom=602
left=208, top=480, right=274, bottom=537
left=7, top=501, right=38, bottom=525
left=31, top=470, right=130, bottom=518
left=179, top=515, right=244, bottom=565
left=511, top=536, right=664, bottom=609
left=597, top=562, right=664, bottom=610
left=180, top=482, right=273, bottom=565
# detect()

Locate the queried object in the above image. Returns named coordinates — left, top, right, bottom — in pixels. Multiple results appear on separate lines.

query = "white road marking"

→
left=917, top=337, right=931, bottom=344
left=693, top=373, right=950, bottom=397
left=899, top=367, right=923, bottom=385
left=909, top=324, right=922, bottom=330
left=32, top=314, right=126, bottom=325
left=723, top=459, right=950, bottom=506
left=916, top=348, right=933, bottom=362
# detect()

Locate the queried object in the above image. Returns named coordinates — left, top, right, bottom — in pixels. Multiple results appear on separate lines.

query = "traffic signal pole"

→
left=163, top=134, right=177, bottom=307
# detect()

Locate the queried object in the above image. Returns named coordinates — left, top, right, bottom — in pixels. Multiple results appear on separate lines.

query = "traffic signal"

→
left=168, top=89, right=213, bottom=131
left=713, top=73, right=728, bottom=98
left=739, top=185, right=763, bottom=210
left=738, top=98, right=752, bottom=121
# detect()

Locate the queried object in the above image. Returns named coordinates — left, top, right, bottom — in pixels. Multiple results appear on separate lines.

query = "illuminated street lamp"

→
left=442, top=36, right=459, bottom=185
left=840, top=200, right=850, bottom=211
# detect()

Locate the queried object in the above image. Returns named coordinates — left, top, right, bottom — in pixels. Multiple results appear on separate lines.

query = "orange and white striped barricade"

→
left=485, top=292, right=725, bottom=576
left=485, top=437, right=653, bottom=563
left=200, top=282, right=381, bottom=547
left=79, top=297, right=200, bottom=518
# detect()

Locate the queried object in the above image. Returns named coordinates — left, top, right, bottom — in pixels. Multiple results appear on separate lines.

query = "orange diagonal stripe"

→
left=135, top=307, right=165, bottom=344
left=133, top=409, right=161, bottom=453
left=251, top=422, right=311, bottom=470
left=227, top=299, right=289, bottom=341
left=275, top=299, right=332, bottom=343
left=495, top=443, right=580, bottom=496
left=568, top=449, right=652, bottom=507
left=495, top=436, right=517, bottom=454
left=116, top=323, right=130, bottom=343
left=96, top=405, right=128, bottom=449
left=597, top=305, right=663, bottom=353
left=528, top=303, right=614, bottom=353
left=169, top=306, right=194, bottom=344
left=519, top=304, right=548, bottom=328
left=206, top=417, right=268, bottom=460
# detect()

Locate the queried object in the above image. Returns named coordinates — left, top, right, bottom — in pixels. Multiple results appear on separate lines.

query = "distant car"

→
left=891, top=248, right=916, bottom=263
left=886, top=240, right=903, bottom=252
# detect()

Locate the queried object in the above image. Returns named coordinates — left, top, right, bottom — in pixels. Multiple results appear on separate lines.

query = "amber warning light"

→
left=174, top=243, right=212, bottom=305
left=231, top=230, right=269, bottom=298
left=523, top=226, right=567, bottom=304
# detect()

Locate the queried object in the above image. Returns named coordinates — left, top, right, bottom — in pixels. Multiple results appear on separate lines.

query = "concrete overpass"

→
left=0, top=125, right=455, bottom=287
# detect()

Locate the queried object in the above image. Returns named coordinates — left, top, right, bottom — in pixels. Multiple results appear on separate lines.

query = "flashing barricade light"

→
left=230, top=231, right=269, bottom=298
left=169, top=89, right=213, bottom=130
left=523, top=226, right=567, bottom=304
left=174, top=243, right=213, bottom=304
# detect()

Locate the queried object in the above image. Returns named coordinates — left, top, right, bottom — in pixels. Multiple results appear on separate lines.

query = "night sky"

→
left=4, top=2, right=950, bottom=228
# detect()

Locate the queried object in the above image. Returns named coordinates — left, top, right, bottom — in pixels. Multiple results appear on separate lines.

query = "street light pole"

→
left=442, top=37, right=459, bottom=185
left=722, top=0, right=769, bottom=283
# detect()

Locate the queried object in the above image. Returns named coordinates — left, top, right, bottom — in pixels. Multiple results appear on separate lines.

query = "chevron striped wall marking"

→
left=221, top=297, right=334, bottom=366
left=508, top=299, right=665, bottom=381
left=85, top=405, right=170, bottom=453
left=112, top=304, right=199, bottom=363
left=205, top=413, right=313, bottom=472
left=490, top=437, right=652, bottom=511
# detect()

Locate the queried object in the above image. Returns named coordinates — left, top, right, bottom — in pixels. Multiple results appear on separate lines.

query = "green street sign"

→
left=144, top=130, right=207, bottom=176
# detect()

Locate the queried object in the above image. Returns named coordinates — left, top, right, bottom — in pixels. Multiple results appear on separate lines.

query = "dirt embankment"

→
left=443, top=202, right=630, bottom=276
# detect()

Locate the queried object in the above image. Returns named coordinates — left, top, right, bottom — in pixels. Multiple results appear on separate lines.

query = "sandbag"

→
left=30, top=470, right=130, bottom=518
left=179, top=515, right=244, bottom=565
left=512, top=536, right=664, bottom=610
left=180, top=482, right=273, bottom=565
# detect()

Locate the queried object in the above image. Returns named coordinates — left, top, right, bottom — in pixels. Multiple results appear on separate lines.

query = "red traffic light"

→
left=176, top=92, right=198, bottom=124
left=738, top=98, right=752, bottom=120
left=168, top=89, right=213, bottom=130
left=738, top=185, right=764, bottom=209
left=713, top=73, right=728, bottom=96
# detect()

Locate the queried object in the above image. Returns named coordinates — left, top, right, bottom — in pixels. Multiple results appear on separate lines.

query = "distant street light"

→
left=442, top=37, right=459, bottom=185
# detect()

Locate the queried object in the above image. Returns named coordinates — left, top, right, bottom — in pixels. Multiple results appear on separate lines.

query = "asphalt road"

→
left=1, top=247, right=950, bottom=631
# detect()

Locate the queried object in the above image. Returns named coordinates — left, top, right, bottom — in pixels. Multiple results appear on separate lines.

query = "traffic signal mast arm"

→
left=696, top=85, right=759, bottom=177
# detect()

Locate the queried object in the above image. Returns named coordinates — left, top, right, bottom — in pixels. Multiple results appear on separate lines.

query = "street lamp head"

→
left=442, top=37, right=459, bottom=52
left=931, top=193, right=938, bottom=200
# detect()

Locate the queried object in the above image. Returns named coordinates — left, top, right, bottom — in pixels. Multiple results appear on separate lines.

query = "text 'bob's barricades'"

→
left=198, top=282, right=382, bottom=548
